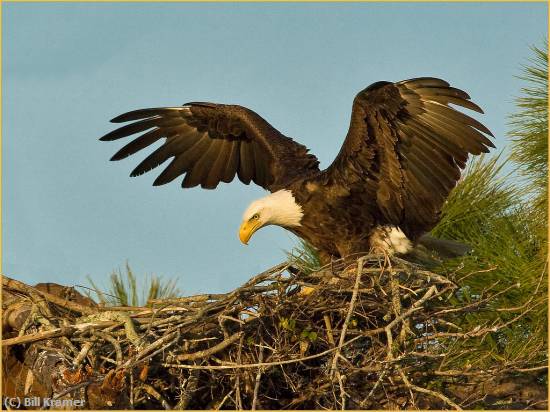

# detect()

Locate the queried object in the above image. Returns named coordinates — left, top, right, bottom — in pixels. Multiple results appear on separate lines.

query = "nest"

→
left=2, top=255, right=547, bottom=409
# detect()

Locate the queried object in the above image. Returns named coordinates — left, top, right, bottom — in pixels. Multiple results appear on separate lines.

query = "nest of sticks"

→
left=2, top=254, right=547, bottom=410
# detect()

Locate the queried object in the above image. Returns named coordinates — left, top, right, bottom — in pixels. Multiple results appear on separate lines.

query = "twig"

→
left=17, top=304, right=39, bottom=337
left=2, top=321, right=117, bottom=346
left=140, top=383, right=173, bottom=410
left=73, top=342, right=94, bottom=367
left=400, top=370, right=462, bottom=410
left=337, top=370, right=347, bottom=410
left=163, top=335, right=364, bottom=370
left=330, top=257, right=363, bottom=378
left=51, top=380, right=96, bottom=400
left=215, top=389, right=234, bottom=410
left=251, top=346, right=264, bottom=410
left=360, top=369, right=387, bottom=408
left=324, top=314, right=335, bottom=346
left=175, top=332, right=243, bottom=361
left=235, top=334, right=244, bottom=410
left=175, top=370, right=199, bottom=409
left=93, top=330, right=122, bottom=365
left=123, top=331, right=179, bottom=369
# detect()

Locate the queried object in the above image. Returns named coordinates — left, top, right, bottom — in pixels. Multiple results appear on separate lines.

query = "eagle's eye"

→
left=251, top=213, right=260, bottom=221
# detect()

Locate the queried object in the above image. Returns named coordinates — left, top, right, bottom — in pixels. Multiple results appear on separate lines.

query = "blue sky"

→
left=3, top=2, right=547, bottom=297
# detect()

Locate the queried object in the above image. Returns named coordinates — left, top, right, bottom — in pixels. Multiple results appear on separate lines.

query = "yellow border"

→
left=547, top=0, right=550, bottom=399
left=0, top=0, right=3, bottom=401
left=1, top=3, right=3, bottom=282
left=1, top=0, right=549, bottom=3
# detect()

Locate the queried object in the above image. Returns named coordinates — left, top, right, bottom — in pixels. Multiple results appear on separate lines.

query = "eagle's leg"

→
left=369, top=226, right=413, bottom=255
left=317, top=250, right=334, bottom=267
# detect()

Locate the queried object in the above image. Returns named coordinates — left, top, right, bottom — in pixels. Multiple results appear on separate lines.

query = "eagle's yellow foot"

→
left=298, top=285, right=316, bottom=296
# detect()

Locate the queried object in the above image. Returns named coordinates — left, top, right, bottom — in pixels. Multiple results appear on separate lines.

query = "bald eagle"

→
left=100, top=78, right=493, bottom=263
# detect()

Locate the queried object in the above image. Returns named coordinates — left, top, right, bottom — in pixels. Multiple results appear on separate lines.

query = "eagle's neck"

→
left=256, top=189, right=304, bottom=228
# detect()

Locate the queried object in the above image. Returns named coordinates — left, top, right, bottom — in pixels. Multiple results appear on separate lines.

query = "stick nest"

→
left=2, top=255, right=547, bottom=409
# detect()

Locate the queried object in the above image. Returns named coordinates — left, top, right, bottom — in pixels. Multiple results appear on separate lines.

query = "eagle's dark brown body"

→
left=287, top=178, right=377, bottom=260
left=101, top=78, right=494, bottom=260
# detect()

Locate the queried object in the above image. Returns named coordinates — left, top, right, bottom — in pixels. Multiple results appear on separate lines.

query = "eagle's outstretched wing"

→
left=100, top=103, right=319, bottom=191
left=321, top=77, right=494, bottom=237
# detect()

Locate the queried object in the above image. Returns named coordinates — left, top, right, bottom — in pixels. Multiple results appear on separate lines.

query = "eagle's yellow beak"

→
left=239, top=221, right=261, bottom=245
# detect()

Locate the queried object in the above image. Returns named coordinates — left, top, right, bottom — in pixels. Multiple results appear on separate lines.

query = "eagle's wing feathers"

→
left=322, top=77, right=494, bottom=237
left=101, top=103, right=319, bottom=191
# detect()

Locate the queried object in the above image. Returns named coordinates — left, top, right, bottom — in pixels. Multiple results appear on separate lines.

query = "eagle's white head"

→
left=239, top=189, right=304, bottom=244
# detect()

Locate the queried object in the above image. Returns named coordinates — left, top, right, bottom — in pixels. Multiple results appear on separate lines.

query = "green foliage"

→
left=286, top=239, right=323, bottom=274
left=279, top=317, right=296, bottom=332
left=509, top=40, right=548, bottom=202
left=86, top=261, right=180, bottom=307
left=300, top=328, right=318, bottom=342
left=432, top=154, right=544, bottom=301
left=279, top=316, right=318, bottom=343
left=429, top=41, right=548, bottom=370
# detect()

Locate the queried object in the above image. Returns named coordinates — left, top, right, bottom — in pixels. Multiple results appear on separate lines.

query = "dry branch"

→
left=1, top=256, right=547, bottom=410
